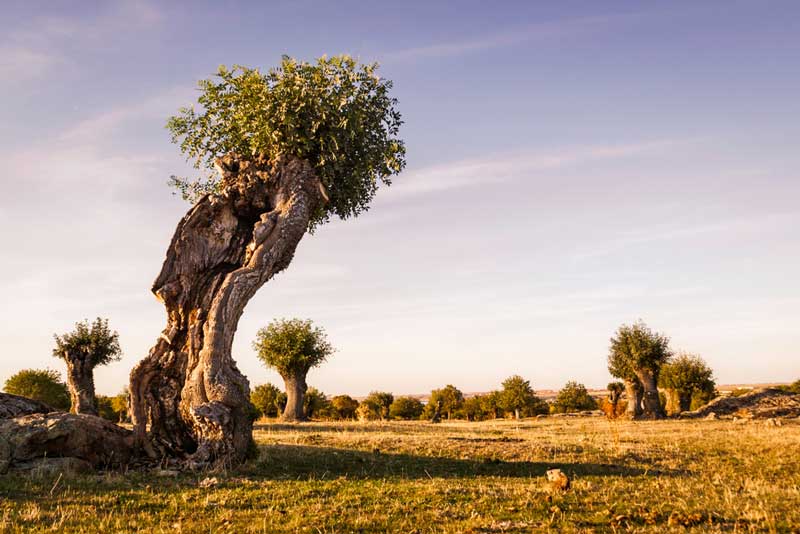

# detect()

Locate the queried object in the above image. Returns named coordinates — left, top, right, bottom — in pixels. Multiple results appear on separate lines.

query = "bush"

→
left=551, top=381, right=598, bottom=413
left=330, top=395, right=359, bottom=420
left=359, top=391, right=394, bottom=420
left=4, top=369, right=70, bottom=410
left=251, top=383, right=286, bottom=419
left=303, top=387, right=331, bottom=419
left=389, top=396, right=424, bottom=420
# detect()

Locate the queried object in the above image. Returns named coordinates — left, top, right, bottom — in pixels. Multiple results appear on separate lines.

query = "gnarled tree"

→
left=608, top=321, right=672, bottom=419
left=53, top=318, right=122, bottom=415
left=129, top=55, right=404, bottom=467
left=252, top=318, right=334, bottom=422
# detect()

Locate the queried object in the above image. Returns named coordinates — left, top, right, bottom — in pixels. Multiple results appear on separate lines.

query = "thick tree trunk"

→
left=129, top=155, right=326, bottom=468
left=636, top=370, right=665, bottom=419
left=63, top=355, right=97, bottom=415
left=623, top=379, right=643, bottom=419
left=281, top=373, right=307, bottom=422
left=514, top=408, right=520, bottom=420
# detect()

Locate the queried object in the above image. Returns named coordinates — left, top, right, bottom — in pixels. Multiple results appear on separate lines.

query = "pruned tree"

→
left=4, top=369, right=70, bottom=411
left=659, top=352, right=715, bottom=416
left=552, top=381, right=597, bottom=413
left=500, top=375, right=545, bottom=419
left=605, top=381, right=625, bottom=418
left=608, top=321, right=672, bottom=419
left=250, top=383, right=286, bottom=419
left=53, top=318, right=122, bottom=415
left=253, top=319, right=334, bottom=422
left=389, top=396, right=424, bottom=420
left=124, top=55, right=404, bottom=468
left=330, top=395, right=359, bottom=420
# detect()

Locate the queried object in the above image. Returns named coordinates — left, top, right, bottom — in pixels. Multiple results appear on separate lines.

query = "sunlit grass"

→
left=1, top=418, right=798, bottom=532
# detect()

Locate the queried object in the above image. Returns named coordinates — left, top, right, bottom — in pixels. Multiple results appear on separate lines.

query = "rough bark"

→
left=636, top=369, right=665, bottom=419
left=0, top=393, right=54, bottom=419
left=129, top=154, right=327, bottom=468
left=0, top=411, right=135, bottom=474
left=281, top=373, right=307, bottom=422
left=62, top=353, right=98, bottom=415
left=623, top=379, right=643, bottom=419
left=664, top=388, right=691, bottom=416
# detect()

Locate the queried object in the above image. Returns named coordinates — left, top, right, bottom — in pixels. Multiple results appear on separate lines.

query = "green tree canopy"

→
left=252, top=318, right=334, bottom=378
left=426, top=385, right=464, bottom=420
left=500, top=375, right=545, bottom=418
left=361, top=391, right=394, bottom=420
left=250, top=383, right=286, bottom=418
left=330, top=394, right=359, bottom=420
left=389, top=396, right=424, bottom=420
left=52, top=318, right=122, bottom=369
left=167, top=55, right=406, bottom=229
left=608, top=321, right=672, bottom=379
left=552, top=381, right=598, bottom=413
left=658, top=353, right=715, bottom=394
left=4, top=369, right=70, bottom=410
left=303, top=387, right=330, bottom=419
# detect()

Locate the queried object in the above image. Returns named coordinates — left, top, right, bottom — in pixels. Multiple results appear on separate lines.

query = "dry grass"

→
left=1, top=417, right=799, bottom=532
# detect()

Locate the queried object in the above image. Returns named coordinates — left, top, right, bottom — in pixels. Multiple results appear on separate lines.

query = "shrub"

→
left=330, top=395, right=359, bottom=420
left=4, top=369, right=70, bottom=410
left=251, top=383, right=286, bottom=418
left=551, top=381, right=598, bottom=413
left=389, top=396, right=424, bottom=420
left=359, top=391, right=394, bottom=421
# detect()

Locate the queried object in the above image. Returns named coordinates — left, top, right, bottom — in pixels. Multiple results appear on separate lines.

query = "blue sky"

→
left=1, top=1, right=798, bottom=396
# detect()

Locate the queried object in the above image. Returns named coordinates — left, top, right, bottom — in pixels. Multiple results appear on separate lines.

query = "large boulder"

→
left=0, top=392, right=55, bottom=419
left=682, top=388, right=800, bottom=419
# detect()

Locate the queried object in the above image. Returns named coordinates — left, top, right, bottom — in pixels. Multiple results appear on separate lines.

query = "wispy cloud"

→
left=384, top=14, right=641, bottom=61
left=386, top=139, right=690, bottom=200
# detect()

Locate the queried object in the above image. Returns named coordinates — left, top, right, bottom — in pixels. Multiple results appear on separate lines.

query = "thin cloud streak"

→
left=383, top=14, right=643, bottom=61
left=385, top=139, right=694, bottom=200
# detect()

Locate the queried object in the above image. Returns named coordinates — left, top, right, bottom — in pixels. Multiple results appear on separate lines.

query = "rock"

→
left=705, top=412, right=718, bottom=420
left=156, top=469, right=180, bottom=477
left=199, top=476, right=219, bottom=488
left=536, top=414, right=548, bottom=419
left=684, top=388, right=800, bottom=419
left=0, top=393, right=55, bottom=419
left=545, top=469, right=570, bottom=491
left=764, top=418, right=782, bottom=427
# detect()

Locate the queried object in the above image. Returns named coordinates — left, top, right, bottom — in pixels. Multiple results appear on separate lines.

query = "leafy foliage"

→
left=330, top=395, right=359, bottom=420
left=96, top=395, right=125, bottom=422
left=658, top=353, right=715, bottom=397
left=608, top=321, right=672, bottom=379
left=250, top=383, right=286, bottom=418
left=4, top=369, right=70, bottom=410
left=166, top=55, right=406, bottom=229
left=551, top=381, right=598, bottom=413
left=499, top=375, right=547, bottom=417
left=52, top=318, right=122, bottom=369
left=303, top=387, right=331, bottom=419
left=389, top=396, right=424, bottom=420
left=778, top=379, right=800, bottom=394
left=253, top=318, right=334, bottom=378
left=360, top=391, right=394, bottom=420
left=425, top=385, right=464, bottom=420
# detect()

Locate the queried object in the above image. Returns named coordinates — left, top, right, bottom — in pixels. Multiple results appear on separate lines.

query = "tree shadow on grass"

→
left=247, top=444, right=686, bottom=480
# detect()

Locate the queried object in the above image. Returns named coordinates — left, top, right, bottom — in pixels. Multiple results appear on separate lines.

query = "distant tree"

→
left=389, top=396, right=424, bottom=420
left=96, top=395, right=121, bottom=422
left=608, top=321, right=672, bottom=419
left=52, top=318, right=122, bottom=415
left=303, top=387, right=330, bottom=419
left=500, top=375, right=545, bottom=419
left=4, top=369, right=70, bottom=411
left=425, top=385, right=464, bottom=420
left=481, top=391, right=504, bottom=419
left=110, top=388, right=130, bottom=423
left=253, top=318, right=334, bottom=422
left=360, top=391, right=394, bottom=420
left=330, top=395, right=359, bottom=420
left=552, top=381, right=598, bottom=413
left=250, top=383, right=286, bottom=419
left=462, top=395, right=489, bottom=421
left=659, top=352, right=716, bottom=415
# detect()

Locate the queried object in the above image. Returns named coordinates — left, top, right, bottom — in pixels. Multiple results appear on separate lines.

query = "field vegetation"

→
left=2, top=417, right=799, bottom=533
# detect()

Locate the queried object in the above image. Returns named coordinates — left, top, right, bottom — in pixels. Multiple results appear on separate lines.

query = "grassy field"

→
left=1, top=417, right=799, bottom=533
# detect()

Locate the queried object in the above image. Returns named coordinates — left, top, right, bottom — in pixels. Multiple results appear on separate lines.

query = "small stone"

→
left=199, top=476, right=219, bottom=488
left=545, top=468, right=570, bottom=491
left=156, top=469, right=180, bottom=477
left=705, top=412, right=718, bottom=420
